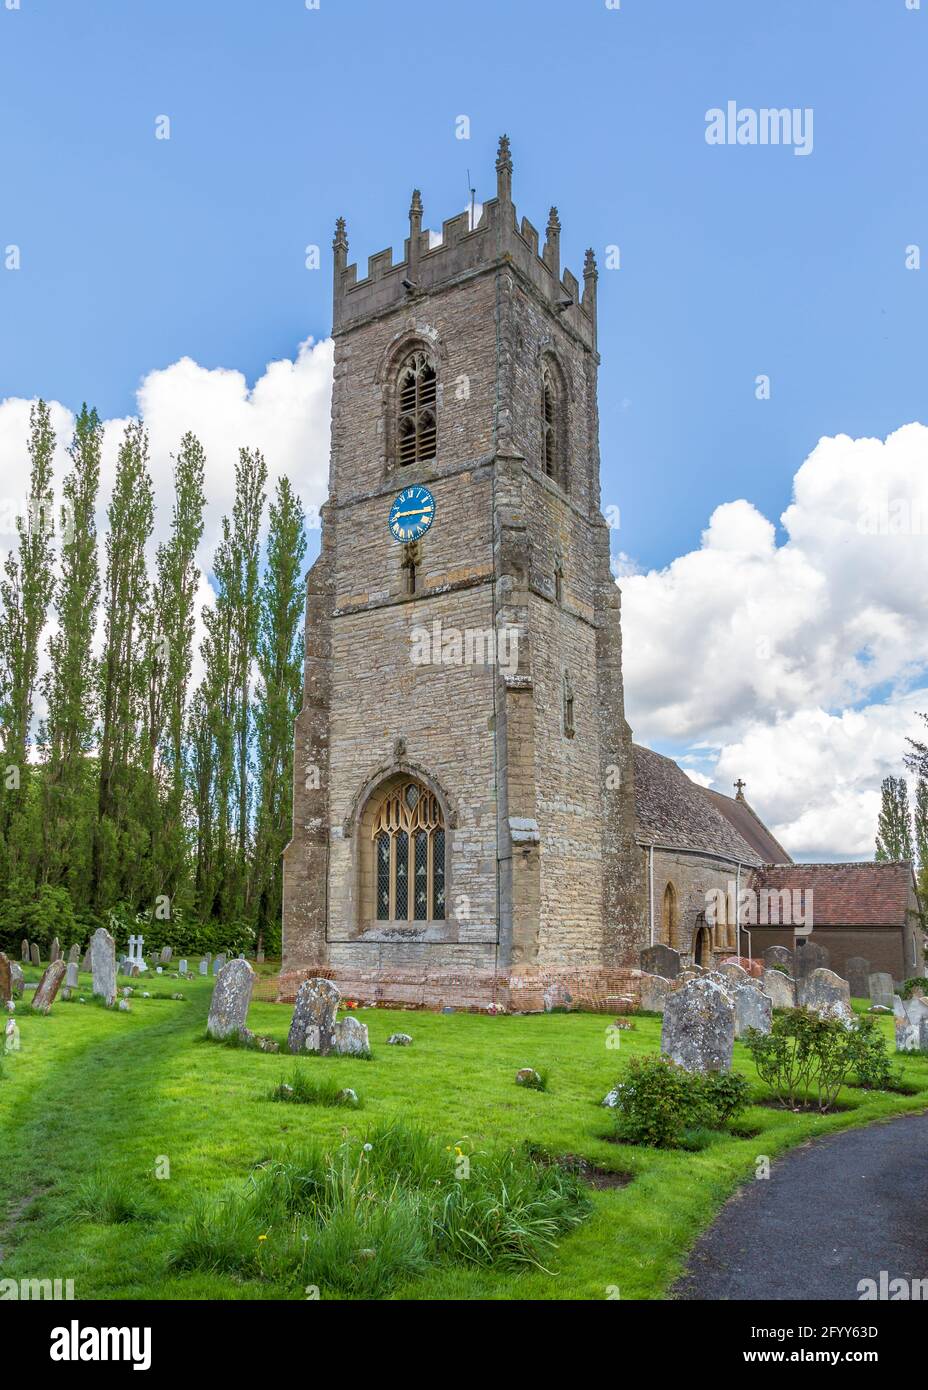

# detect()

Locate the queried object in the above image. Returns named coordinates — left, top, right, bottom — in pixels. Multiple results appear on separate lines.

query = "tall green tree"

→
left=875, top=775, right=914, bottom=862
left=42, top=405, right=102, bottom=899
left=93, top=419, right=154, bottom=908
left=0, top=401, right=57, bottom=852
left=251, top=475, right=305, bottom=952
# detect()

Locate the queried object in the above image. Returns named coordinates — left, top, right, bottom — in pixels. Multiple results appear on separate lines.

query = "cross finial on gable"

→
left=734, top=778, right=747, bottom=800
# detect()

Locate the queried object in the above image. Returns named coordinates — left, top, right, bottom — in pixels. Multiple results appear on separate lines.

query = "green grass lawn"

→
left=2, top=970, right=927, bottom=1301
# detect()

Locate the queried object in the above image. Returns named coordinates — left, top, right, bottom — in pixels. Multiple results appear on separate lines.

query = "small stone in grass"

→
left=515, top=1067, right=542, bottom=1087
left=336, top=1087, right=359, bottom=1106
left=386, top=1032, right=413, bottom=1045
left=118, top=999, right=131, bottom=1012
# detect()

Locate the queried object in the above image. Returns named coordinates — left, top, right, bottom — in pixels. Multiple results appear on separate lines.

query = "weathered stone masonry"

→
left=282, top=138, right=646, bottom=1007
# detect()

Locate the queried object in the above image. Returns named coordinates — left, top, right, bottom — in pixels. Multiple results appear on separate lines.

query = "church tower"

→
left=282, top=138, right=644, bottom=1007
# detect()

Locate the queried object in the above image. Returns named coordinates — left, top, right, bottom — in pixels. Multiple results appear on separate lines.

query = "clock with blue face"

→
left=389, top=485, right=435, bottom=543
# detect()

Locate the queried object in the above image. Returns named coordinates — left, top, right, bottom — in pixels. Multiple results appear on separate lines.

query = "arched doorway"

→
left=693, top=924, right=712, bottom=967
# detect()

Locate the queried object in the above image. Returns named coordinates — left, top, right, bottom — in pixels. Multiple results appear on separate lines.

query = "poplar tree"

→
left=874, top=775, right=914, bottom=862
left=251, top=475, right=306, bottom=951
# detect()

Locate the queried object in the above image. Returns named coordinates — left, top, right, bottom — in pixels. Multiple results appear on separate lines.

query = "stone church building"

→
left=281, top=140, right=923, bottom=1007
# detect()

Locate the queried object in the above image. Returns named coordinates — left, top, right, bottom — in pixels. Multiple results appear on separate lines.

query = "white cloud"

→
left=621, top=422, right=928, bottom=859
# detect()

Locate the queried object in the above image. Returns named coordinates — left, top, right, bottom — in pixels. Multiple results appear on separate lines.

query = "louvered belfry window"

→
left=397, top=350, right=437, bottom=465
left=373, top=781, right=446, bottom=921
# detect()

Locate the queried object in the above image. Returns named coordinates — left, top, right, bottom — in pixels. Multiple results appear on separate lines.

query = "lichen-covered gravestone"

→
left=90, top=927, right=117, bottom=1006
left=50, top=937, right=61, bottom=963
left=763, top=945, right=793, bottom=971
left=20, top=938, right=30, bottom=962
left=801, top=968, right=854, bottom=1025
left=206, top=958, right=255, bottom=1040
left=288, top=977, right=341, bottom=1055
left=334, top=1015, right=370, bottom=1056
left=895, top=995, right=928, bottom=1052
left=638, top=973, right=672, bottom=1013
left=869, top=972, right=894, bottom=1012
left=661, top=975, right=735, bottom=1073
left=0, top=952, right=12, bottom=1004
left=32, top=959, right=67, bottom=1013
left=10, top=963, right=24, bottom=996
left=762, top=968, right=795, bottom=1010
left=794, top=942, right=829, bottom=986
left=159, top=946, right=172, bottom=964
left=640, top=944, right=681, bottom=980
left=845, top=956, right=870, bottom=999
left=30, top=942, right=40, bottom=967
left=729, top=979, right=773, bottom=1038
left=68, top=943, right=81, bottom=966
left=65, top=961, right=79, bottom=990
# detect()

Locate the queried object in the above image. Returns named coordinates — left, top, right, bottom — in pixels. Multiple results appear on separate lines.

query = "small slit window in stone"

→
left=563, top=671, right=575, bottom=738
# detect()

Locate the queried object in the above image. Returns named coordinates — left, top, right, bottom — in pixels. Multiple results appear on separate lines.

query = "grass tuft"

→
left=269, top=1068, right=361, bottom=1108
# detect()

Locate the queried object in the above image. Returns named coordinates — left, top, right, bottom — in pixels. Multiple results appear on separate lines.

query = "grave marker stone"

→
left=640, top=943, right=682, bottom=979
left=32, top=959, right=66, bottom=1013
left=638, top=974, right=672, bottom=1013
left=10, top=962, right=24, bottom=996
left=288, top=977, right=340, bottom=1055
left=90, top=927, right=117, bottom=1006
left=65, top=961, right=79, bottom=990
left=50, top=937, right=61, bottom=963
left=869, top=972, right=894, bottom=1011
left=801, top=968, right=854, bottom=1024
left=762, top=969, right=796, bottom=1010
left=30, top=942, right=40, bottom=967
left=68, top=944, right=81, bottom=966
left=206, top=958, right=255, bottom=1041
left=21, top=939, right=30, bottom=962
left=763, top=945, right=793, bottom=970
left=845, top=956, right=870, bottom=999
left=661, top=975, right=735, bottom=1073
left=0, top=953, right=11, bottom=1003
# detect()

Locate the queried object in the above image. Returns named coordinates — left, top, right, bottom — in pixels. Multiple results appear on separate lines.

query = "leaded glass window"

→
left=397, top=351, right=437, bottom=465
left=370, top=780, right=446, bottom=923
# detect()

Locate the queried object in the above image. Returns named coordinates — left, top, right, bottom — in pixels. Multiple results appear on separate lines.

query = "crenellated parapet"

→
left=332, top=135, right=598, bottom=349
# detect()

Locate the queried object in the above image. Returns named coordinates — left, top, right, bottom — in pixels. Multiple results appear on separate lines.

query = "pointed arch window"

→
left=541, top=358, right=565, bottom=482
left=661, top=882, right=677, bottom=948
left=397, top=350, right=437, bottom=465
left=372, top=780, right=445, bottom=921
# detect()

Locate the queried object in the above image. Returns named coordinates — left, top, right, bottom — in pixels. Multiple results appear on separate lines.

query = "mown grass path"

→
left=2, top=973, right=927, bottom=1300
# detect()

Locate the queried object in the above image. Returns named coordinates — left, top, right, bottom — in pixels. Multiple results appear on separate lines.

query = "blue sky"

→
left=2, top=0, right=925, bottom=572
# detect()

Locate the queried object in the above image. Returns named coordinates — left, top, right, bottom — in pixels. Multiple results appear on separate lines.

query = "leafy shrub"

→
left=610, top=1055, right=749, bottom=1148
left=0, top=879, right=77, bottom=954
left=170, top=1122, right=591, bottom=1295
left=744, top=1008, right=890, bottom=1112
left=106, top=902, right=255, bottom=958
left=901, top=978, right=928, bottom=1001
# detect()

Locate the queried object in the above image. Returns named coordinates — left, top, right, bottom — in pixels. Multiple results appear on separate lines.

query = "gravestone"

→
left=794, top=941, right=829, bottom=981
left=660, top=975, right=735, bottom=1073
left=90, top=927, right=117, bottom=1006
left=178, top=959, right=187, bottom=976
left=721, top=955, right=764, bottom=979
left=717, top=961, right=752, bottom=987
left=0, top=953, right=11, bottom=1004
left=895, top=1014, right=920, bottom=1053
left=10, top=962, right=24, bottom=996
left=159, top=946, right=172, bottom=964
left=21, top=939, right=30, bottom=962
left=212, top=953, right=226, bottom=976
left=730, top=979, right=772, bottom=1038
left=287, top=977, right=341, bottom=1055
left=801, top=968, right=854, bottom=1025
left=638, top=974, right=672, bottom=1013
left=206, top=958, right=255, bottom=1040
left=762, top=968, right=796, bottom=1010
left=639, top=944, right=681, bottom=980
left=198, top=959, right=208, bottom=976
left=869, top=972, right=894, bottom=1011
left=30, top=942, right=40, bottom=967
left=65, top=961, right=79, bottom=990
left=763, top=945, right=793, bottom=970
left=5, top=1018, right=20, bottom=1054
left=50, top=937, right=61, bottom=963
left=32, top=959, right=67, bottom=1013
left=68, top=943, right=81, bottom=965
left=334, top=1015, right=370, bottom=1056
left=845, top=956, right=870, bottom=999
left=920, top=1018, right=928, bottom=1054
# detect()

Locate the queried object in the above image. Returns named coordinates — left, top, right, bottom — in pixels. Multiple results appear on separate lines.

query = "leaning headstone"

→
left=90, top=927, right=117, bottom=1006
left=869, top=972, right=894, bottom=1012
left=30, top=942, right=40, bottom=967
left=334, top=1015, right=370, bottom=1056
left=10, top=963, right=24, bottom=996
left=661, top=975, right=735, bottom=1073
left=0, top=953, right=11, bottom=1003
left=198, top=959, right=208, bottom=976
left=68, top=943, right=81, bottom=965
left=287, top=977, right=340, bottom=1055
left=206, top=958, right=255, bottom=1041
left=65, top=961, right=79, bottom=990
left=32, top=959, right=66, bottom=1013
left=845, top=956, right=870, bottom=999
left=762, top=968, right=796, bottom=1010
left=801, top=968, right=854, bottom=1025
left=21, top=938, right=30, bottom=962
left=638, top=973, right=672, bottom=1013
left=640, top=944, right=681, bottom=980
left=763, top=945, right=793, bottom=970
left=50, top=937, right=61, bottom=963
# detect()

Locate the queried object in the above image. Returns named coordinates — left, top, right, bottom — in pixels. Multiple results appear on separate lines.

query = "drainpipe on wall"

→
left=649, top=844, right=655, bottom=946
left=735, top=862, right=742, bottom=959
